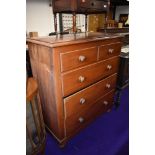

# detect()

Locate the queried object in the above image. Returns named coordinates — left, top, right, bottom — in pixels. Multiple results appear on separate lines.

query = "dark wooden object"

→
left=27, top=32, right=123, bottom=147
left=98, top=27, right=129, bottom=33
left=98, top=28, right=129, bottom=46
left=52, top=0, right=109, bottom=14
left=26, top=78, right=46, bottom=155
left=54, top=13, right=58, bottom=34
left=52, top=0, right=110, bottom=33
left=115, top=51, right=129, bottom=107
left=85, top=14, right=88, bottom=32
left=26, top=49, right=32, bottom=77
left=118, top=52, right=129, bottom=87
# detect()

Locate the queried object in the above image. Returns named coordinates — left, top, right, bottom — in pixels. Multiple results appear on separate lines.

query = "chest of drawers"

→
left=27, top=33, right=122, bottom=147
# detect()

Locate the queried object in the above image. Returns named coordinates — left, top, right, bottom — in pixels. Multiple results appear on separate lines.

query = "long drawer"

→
left=62, top=56, right=119, bottom=97
left=98, top=42, right=122, bottom=61
left=64, top=73, right=117, bottom=118
left=65, top=90, right=115, bottom=136
left=60, top=47, right=98, bottom=72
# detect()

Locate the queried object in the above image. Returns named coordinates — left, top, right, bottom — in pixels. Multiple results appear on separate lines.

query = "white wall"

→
left=115, top=6, right=129, bottom=22
left=26, top=0, right=56, bottom=37
left=26, top=0, right=85, bottom=36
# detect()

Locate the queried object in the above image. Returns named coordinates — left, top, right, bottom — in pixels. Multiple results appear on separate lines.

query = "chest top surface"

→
left=26, top=32, right=123, bottom=48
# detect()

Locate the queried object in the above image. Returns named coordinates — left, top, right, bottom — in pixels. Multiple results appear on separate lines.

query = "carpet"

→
left=43, top=86, right=129, bottom=155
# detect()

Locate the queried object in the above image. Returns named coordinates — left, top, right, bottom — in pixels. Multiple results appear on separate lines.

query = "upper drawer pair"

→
left=60, top=42, right=121, bottom=72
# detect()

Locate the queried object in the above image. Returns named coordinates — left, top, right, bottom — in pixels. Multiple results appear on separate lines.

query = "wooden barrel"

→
left=26, top=78, right=46, bottom=155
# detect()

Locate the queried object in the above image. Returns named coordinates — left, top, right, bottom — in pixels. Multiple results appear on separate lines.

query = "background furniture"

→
left=26, top=49, right=32, bottom=77
left=52, top=0, right=110, bottom=33
left=52, top=0, right=129, bottom=34
left=88, top=14, right=106, bottom=32
left=27, top=33, right=123, bottom=147
left=104, top=19, right=118, bottom=28
left=26, top=78, right=46, bottom=154
left=98, top=27, right=129, bottom=46
left=59, top=14, right=85, bottom=33
left=119, top=14, right=129, bottom=27
left=29, top=32, right=38, bottom=38
left=52, top=0, right=109, bottom=14
left=26, top=32, right=39, bottom=77
left=115, top=46, right=129, bottom=107
left=118, top=50, right=129, bottom=87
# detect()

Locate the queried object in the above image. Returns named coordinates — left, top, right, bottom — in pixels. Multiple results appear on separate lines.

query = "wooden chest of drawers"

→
left=27, top=33, right=122, bottom=146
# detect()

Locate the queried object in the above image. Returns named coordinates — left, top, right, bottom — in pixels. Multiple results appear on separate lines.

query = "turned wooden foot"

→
left=59, top=141, right=67, bottom=148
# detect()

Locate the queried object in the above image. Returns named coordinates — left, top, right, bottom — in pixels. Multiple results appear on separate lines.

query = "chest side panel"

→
left=28, top=43, right=65, bottom=140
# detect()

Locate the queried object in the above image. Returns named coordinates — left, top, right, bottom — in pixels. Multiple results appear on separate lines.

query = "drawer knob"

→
left=107, top=65, right=112, bottom=70
left=80, top=98, right=86, bottom=104
left=108, top=49, right=114, bottom=53
left=79, top=117, right=84, bottom=123
left=79, top=55, right=86, bottom=62
left=103, top=101, right=108, bottom=105
left=106, top=83, right=111, bottom=88
left=104, top=4, right=107, bottom=8
left=79, top=76, right=85, bottom=82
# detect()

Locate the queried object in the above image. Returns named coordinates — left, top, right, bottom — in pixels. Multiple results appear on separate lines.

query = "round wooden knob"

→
left=79, top=55, right=86, bottom=62
left=80, top=98, right=86, bottom=104
left=107, top=65, right=112, bottom=70
left=106, top=83, right=111, bottom=88
left=108, top=49, right=114, bottom=53
left=79, top=76, right=85, bottom=82
left=103, top=101, right=108, bottom=105
left=79, top=117, right=84, bottom=123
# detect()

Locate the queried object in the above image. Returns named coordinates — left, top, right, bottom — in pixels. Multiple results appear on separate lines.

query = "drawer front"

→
left=64, top=74, right=117, bottom=118
left=99, top=42, right=122, bottom=61
left=60, top=47, right=98, bottom=72
left=53, top=0, right=73, bottom=13
left=62, top=56, right=119, bottom=97
left=77, top=0, right=108, bottom=12
left=65, top=90, right=115, bottom=136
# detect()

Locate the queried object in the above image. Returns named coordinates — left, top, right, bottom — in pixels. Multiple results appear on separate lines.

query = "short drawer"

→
left=60, top=47, right=98, bottom=72
left=62, top=56, right=119, bottom=97
left=65, top=90, right=115, bottom=136
left=99, top=42, right=122, bottom=60
left=64, top=74, right=117, bottom=118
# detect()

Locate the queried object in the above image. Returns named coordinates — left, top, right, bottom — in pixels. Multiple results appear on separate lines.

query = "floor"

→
left=43, top=86, right=129, bottom=155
